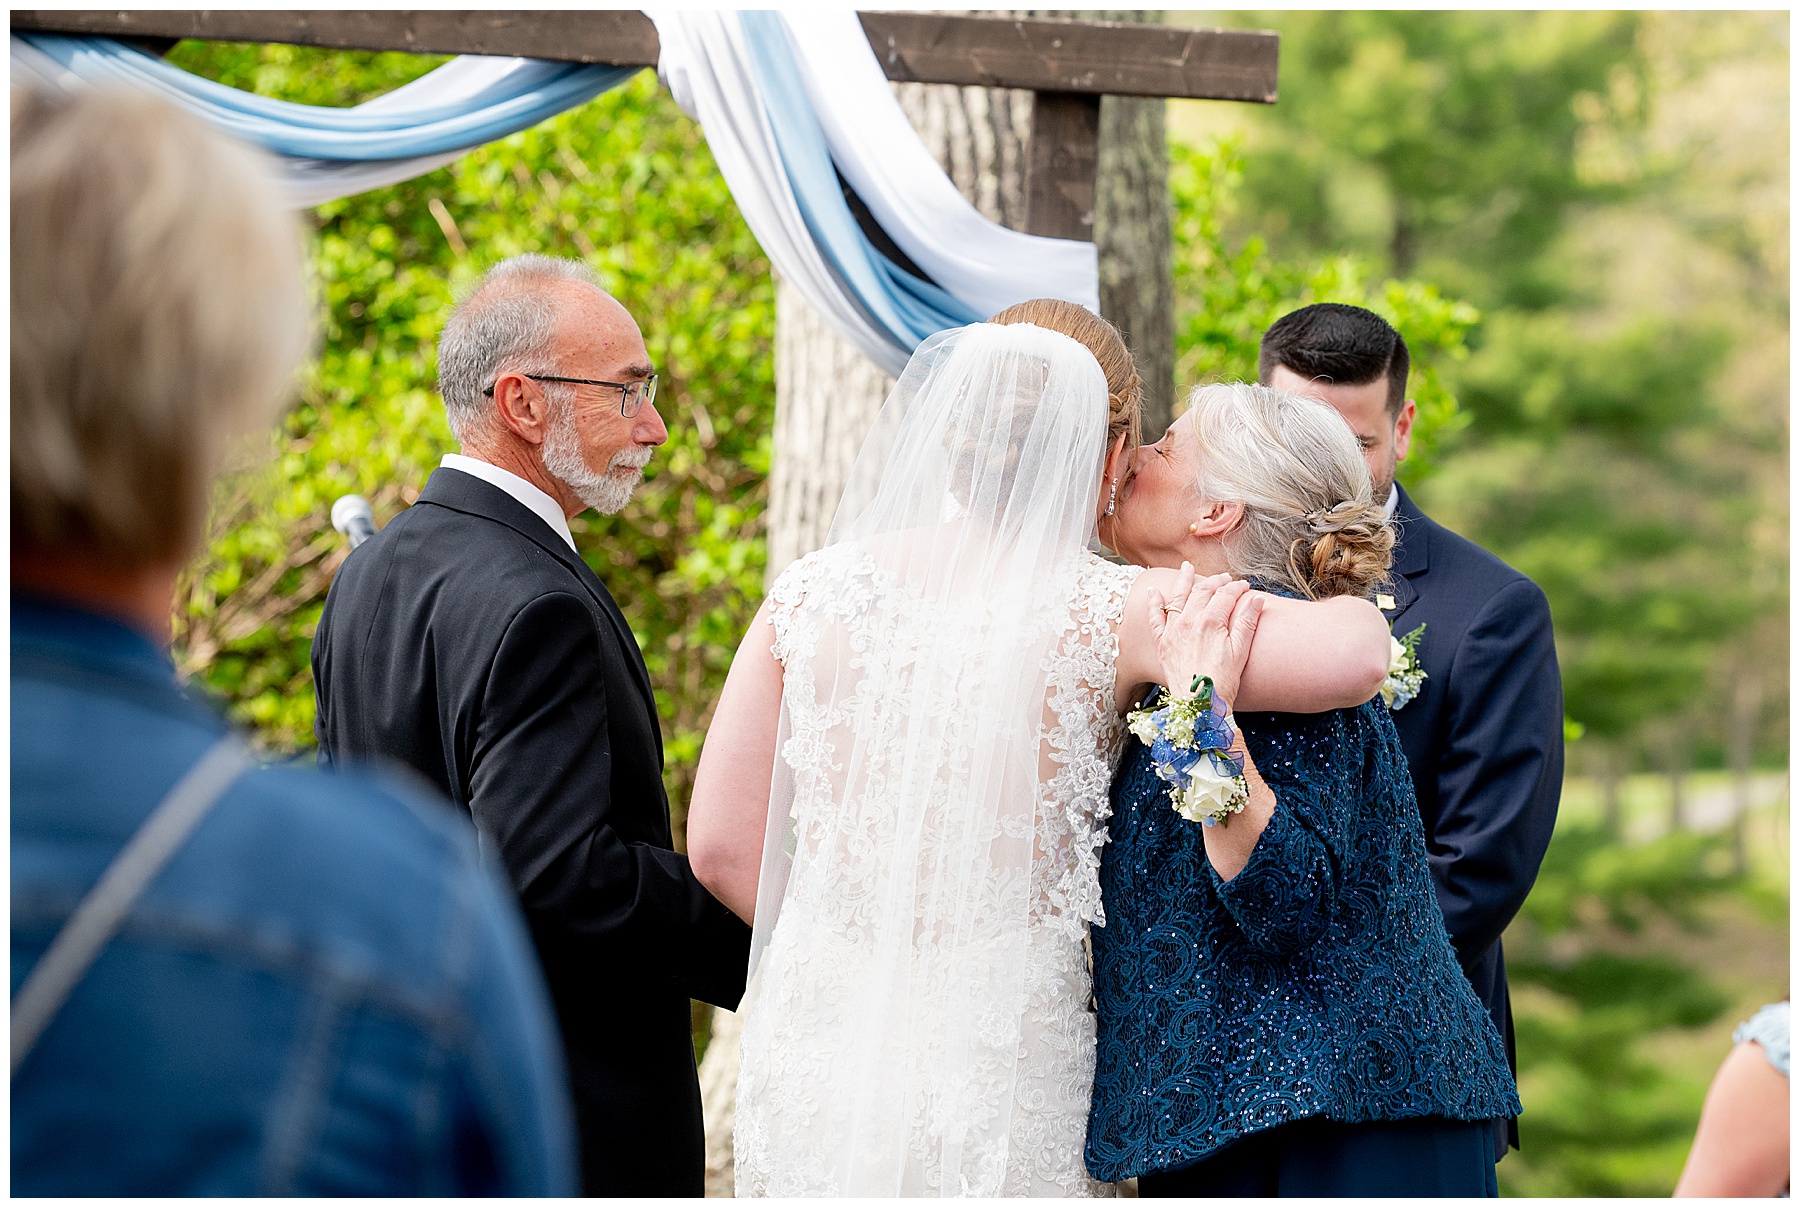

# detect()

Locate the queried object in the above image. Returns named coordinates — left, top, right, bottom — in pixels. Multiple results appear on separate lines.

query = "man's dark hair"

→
left=1258, top=303, right=1410, bottom=416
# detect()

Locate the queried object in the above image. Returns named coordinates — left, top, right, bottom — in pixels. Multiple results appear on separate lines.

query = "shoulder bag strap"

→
left=11, top=738, right=256, bottom=1077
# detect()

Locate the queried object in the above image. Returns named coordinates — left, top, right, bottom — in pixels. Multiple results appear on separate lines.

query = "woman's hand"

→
left=1147, top=562, right=1264, bottom=709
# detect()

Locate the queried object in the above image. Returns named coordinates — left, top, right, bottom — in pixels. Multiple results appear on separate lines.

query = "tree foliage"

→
left=1209, top=10, right=1788, bottom=769
left=1169, top=135, right=1476, bottom=486
left=1225, top=11, right=1647, bottom=308
left=1500, top=823, right=1751, bottom=1196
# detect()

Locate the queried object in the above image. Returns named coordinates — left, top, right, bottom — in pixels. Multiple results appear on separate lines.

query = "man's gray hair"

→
left=437, top=254, right=603, bottom=441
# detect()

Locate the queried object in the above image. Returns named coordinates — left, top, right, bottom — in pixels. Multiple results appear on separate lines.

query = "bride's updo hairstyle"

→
left=989, top=298, right=1142, bottom=462
left=834, top=320, right=1107, bottom=558
left=1186, top=382, right=1395, bottom=600
left=943, top=351, right=1052, bottom=510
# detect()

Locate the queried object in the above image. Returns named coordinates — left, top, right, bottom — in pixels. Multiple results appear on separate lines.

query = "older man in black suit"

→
left=312, top=255, right=751, bottom=1196
left=1260, top=303, right=1563, bottom=1163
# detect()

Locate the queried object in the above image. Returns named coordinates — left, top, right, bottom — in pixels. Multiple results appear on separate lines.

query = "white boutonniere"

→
left=1382, top=622, right=1427, bottom=711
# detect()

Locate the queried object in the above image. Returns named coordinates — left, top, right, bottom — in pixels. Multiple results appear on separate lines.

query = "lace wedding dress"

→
left=731, top=322, right=1143, bottom=1197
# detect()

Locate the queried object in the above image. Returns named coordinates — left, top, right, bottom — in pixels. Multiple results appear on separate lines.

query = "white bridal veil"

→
left=737, top=322, right=1111, bottom=1195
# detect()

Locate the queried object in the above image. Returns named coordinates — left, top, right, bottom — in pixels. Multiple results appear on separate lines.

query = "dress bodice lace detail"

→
left=736, top=544, right=1142, bottom=1198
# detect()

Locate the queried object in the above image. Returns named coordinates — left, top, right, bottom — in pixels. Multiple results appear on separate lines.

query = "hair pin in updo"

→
left=1304, top=499, right=1361, bottom=533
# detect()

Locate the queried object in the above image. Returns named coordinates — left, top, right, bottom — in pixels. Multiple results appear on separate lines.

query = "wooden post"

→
left=1091, top=10, right=1175, bottom=440
left=1016, top=12, right=1177, bottom=439
left=1024, top=92, right=1101, bottom=239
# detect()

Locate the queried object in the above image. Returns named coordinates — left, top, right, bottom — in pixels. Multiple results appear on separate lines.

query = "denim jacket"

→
left=11, top=598, right=576, bottom=1195
left=1086, top=694, right=1521, bottom=1182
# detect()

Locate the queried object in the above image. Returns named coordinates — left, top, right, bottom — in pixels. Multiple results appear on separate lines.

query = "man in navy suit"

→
left=1261, top=303, right=1563, bottom=1162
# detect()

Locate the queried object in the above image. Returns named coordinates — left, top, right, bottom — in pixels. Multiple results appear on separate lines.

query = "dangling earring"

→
left=1105, top=478, right=1118, bottom=517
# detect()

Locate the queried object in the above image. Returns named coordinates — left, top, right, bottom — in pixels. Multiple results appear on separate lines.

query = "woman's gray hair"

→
left=1186, top=381, right=1395, bottom=599
left=12, top=86, right=311, bottom=567
left=437, top=254, right=602, bottom=442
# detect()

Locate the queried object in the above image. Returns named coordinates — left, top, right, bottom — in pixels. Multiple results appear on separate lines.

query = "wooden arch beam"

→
left=10, top=11, right=1278, bottom=102
left=11, top=10, right=1278, bottom=242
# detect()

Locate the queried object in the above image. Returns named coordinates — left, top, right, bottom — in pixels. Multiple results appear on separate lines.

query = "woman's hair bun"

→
left=1183, top=382, right=1396, bottom=600
left=1287, top=502, right=1396, bottom=600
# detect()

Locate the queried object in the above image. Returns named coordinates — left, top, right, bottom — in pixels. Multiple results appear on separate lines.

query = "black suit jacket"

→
left=1382, top=484, right=1563, bottom=1156
left=311, top=467, right=751, bottom=1196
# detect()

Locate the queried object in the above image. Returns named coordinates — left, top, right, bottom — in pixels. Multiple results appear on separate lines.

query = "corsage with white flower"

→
left=1382, top=622, right=1427, bottom=711
left=1126, top=675, right=1249, bottom=827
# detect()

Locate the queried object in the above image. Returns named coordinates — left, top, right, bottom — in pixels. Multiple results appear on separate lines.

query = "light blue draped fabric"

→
left=736, top=11, right=981, bottom=346
left=13, top=33, right=637, bottom=160
left=13, top=16, right=1097, bottom=368
left=652, top=10, right=1097, bottom=371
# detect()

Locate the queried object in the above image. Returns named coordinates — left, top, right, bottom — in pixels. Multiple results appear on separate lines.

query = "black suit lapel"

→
left=416, top=468, right=660, bottom=720
left=1380, top=484, right=1432, bottom=629
left=1376, top=571, right=1420, bottom=627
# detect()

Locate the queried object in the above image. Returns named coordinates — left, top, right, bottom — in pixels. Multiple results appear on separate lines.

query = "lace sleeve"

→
left=1083, top=557, right=1144, bottom=718
left=764, top=549, right=830, bottom=668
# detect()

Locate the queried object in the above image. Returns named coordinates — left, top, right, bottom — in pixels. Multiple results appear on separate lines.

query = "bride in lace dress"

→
left=688, top=316, right=1389, bottom=1197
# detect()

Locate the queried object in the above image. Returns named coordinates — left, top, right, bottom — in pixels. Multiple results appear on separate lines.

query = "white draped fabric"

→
left=12, top=12, right=1101, bottom=372
left=779, top=14, right=1098, bottom=321
left=652, top=10, right=1098, bottom=371
left=276, top=58, right=593, bottom=209
left=652, top=12, right=909, bottom=372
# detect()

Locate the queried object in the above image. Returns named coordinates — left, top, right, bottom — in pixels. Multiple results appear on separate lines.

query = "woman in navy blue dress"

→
left=1089, top=383, right=1521, bottom=1196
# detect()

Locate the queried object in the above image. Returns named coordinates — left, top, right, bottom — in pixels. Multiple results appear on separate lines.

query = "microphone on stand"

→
left=331, top=494, right=377, bottom=551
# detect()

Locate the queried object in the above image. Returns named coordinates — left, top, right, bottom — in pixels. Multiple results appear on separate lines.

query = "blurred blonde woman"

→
left=12, top=86, right=573, bottom=1195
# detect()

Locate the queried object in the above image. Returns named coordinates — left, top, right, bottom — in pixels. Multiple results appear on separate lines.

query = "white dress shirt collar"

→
left=440, top=453, right=576, bottom=551
left=1382, top=482, right=1400, bottom=520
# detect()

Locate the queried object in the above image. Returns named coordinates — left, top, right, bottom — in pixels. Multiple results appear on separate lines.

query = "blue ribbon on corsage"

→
left=1127, top=681, right=1250, bottom=827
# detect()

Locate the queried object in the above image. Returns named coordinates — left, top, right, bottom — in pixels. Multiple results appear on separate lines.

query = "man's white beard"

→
left=542, top=402, right=652, bottom=515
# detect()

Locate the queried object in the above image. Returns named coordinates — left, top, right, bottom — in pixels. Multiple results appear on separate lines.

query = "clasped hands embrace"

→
left=690, top=556, right=1384, bottom=925
left=1142, top=563, right=1278, bottom=882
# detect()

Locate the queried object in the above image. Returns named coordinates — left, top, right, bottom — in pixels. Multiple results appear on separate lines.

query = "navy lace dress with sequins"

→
left=1085, top=694, right=1522, bottom=1183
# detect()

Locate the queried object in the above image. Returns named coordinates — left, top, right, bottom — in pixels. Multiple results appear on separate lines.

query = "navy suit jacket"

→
left=1381, top=484, right=1563, bottom=1153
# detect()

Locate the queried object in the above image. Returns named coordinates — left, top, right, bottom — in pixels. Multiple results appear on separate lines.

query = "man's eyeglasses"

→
left=483, top=372, right=658, bottom=418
